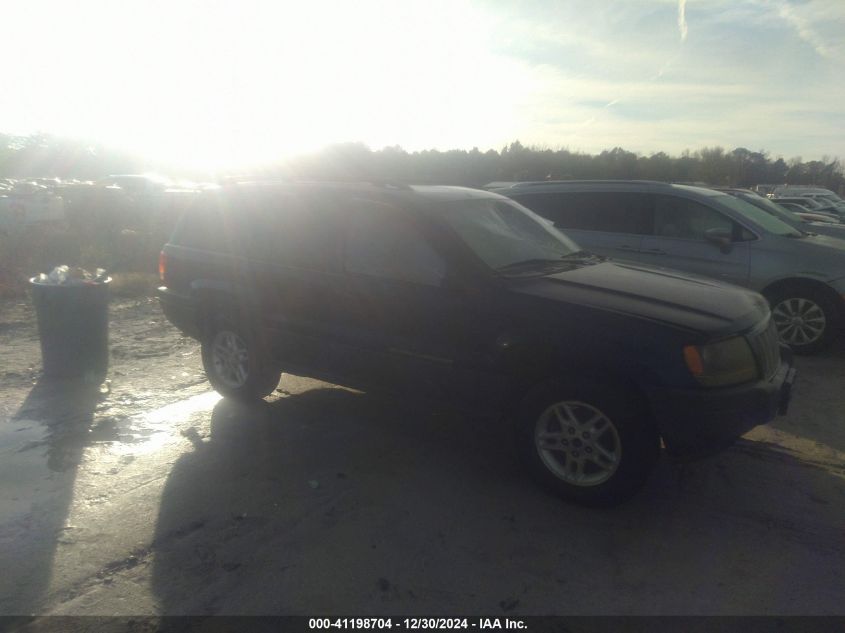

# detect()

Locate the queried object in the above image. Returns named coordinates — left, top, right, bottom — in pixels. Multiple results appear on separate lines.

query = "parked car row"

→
left=771, top=196, right=843, bottom=219
left=0, top=179, right=67, bottom=231
left=158, top=181, right=797, bottom=506
left=719, top=189, right=845, bottom=237
left=0, top=174, right=213, bottom=236
left=765, top=186, right=845, bottom=220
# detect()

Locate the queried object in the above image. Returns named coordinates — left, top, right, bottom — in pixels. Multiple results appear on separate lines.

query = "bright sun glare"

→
left=2, top=0, right=536, bottom=171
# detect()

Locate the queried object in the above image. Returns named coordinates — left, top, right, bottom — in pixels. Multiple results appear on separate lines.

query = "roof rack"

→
left=505, top=179, right=668, bottom=188
left=213, top=178, right=415, bottom=191
left=368, top=181, right=413, bottom=191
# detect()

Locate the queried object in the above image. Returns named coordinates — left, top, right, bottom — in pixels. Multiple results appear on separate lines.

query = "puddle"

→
left=0, top=391, right=221, bottom=524
left=103, top=391, right=221, bottom=457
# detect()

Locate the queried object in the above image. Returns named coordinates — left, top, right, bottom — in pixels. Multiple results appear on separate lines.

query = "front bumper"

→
left=651, top=346, right=796, bottom=458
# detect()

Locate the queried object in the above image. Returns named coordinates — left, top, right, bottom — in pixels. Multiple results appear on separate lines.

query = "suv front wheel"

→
left=517, top=378, right=660, bottom=506
left=201, top=316, right=281, bottom=401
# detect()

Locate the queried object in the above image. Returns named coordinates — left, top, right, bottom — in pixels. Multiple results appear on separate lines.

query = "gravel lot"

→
left=0, top=296, right=843, bottom=618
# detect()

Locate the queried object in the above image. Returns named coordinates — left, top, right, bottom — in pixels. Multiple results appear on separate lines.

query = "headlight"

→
left=683, top=336, right=758, bottom=387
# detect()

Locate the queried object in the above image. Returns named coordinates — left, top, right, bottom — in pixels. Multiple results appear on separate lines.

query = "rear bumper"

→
left=652, top=346, right=795, bottom=458
left=157, top=286, right=201, bottom=339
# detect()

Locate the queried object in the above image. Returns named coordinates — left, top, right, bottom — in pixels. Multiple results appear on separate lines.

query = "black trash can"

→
left=30, top=277, right=111, bottom=382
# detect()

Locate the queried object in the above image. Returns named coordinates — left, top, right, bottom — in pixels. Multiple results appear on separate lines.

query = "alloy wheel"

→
left=534, top=400, right=622, bottom=487
left=211, top=329, right=250, bottom=389
left=772, top=297, right=826, bottom=346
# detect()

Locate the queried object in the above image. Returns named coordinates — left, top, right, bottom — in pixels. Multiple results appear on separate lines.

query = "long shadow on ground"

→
left=149, top=386, right=845, bottom=615
left=0, top=379, right=102, bottom=616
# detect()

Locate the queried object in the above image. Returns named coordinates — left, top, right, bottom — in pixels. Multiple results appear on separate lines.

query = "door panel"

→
left=235, top=190, right=345, bottom=368
left=637, top=236, right=750, bottom=284
left=334, top=198, right=494, bottom=404
left=640, top=194, right=751, bottom=285
left=558, top=229, right=644, bottom=262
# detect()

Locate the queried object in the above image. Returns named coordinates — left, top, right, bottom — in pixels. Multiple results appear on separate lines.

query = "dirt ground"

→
left=0, top=295, right=843, bottom=618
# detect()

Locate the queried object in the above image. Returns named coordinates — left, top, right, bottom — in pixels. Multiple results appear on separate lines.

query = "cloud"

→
left=758, top=0, right=845, bottom=62
left=775, top=1, right=830, bottom=57
left=678, top=0, right=689, bottom=41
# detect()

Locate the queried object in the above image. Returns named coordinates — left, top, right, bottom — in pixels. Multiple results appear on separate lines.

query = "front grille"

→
left=748, top=318, right=781, bottom=381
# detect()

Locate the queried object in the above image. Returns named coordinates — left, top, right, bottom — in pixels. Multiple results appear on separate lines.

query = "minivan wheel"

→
left=768, top=287, right=837, bottom=355
left=517, top=379, right=660, bottom=506
left=201, top=317, right=281, bottom=401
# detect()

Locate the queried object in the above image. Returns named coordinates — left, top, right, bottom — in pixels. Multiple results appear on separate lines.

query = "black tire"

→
left=766, top=285, right=838, bottom=355
left=516, top=378, right=660, bottom=507
left=201, top=315, right=281, bottom=401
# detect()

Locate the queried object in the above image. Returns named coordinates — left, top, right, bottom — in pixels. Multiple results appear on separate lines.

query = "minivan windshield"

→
left=716, top=194, right=803, bottom=238
left=436, top=198, right=581, bottom=271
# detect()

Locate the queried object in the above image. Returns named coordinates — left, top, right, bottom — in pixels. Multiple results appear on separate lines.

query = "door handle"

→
left=644, top=248, right=667, bottom=255
left=617, top=245, right=637, bottom=251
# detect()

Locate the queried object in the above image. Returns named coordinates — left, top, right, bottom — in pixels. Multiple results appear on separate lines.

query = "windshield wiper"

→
left=496, top=257, right=573, bottom=273
left=559, top=250, right=606, bottom=262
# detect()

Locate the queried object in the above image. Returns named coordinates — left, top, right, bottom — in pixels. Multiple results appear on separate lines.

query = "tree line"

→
left=2, top=134, right=843, bottom=193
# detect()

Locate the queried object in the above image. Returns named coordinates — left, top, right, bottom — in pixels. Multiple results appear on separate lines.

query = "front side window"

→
left=736, top=193, right=802, bottom=227
left=345, top=200, right=446, bottom=286
left=716, top=194, right=803, bottom=238
left=651, top=195, right=737, bottom=241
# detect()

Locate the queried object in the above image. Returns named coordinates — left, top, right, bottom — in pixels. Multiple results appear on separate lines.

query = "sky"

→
left=1, top=0, right=843, bottom=170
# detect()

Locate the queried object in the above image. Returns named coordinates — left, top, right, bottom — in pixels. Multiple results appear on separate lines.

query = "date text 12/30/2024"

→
left=308, top=619, right=527, bottom=630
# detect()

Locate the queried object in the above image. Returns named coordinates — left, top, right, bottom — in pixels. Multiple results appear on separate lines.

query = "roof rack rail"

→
left=506, top=179, right=668, bottom=188
left=368, top=181, right=413, bottom=191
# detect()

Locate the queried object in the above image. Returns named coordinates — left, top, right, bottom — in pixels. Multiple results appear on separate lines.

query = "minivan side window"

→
left=513, top=192, right=650, bottom=235
left=345, top=201, right=446, bottom=286
left=651, top=195, right=741, bottom=241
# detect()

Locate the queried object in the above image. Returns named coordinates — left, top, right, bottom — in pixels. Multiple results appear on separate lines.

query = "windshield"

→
left=716, top=194, right=803, bottom=238
left=436, top=198, right=581, bottom=270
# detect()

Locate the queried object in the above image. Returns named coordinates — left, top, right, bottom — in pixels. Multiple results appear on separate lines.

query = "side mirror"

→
left=704, top=228, right=733, bottom=253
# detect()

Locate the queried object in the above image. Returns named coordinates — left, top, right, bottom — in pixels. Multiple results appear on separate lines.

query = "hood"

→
left=807, top=221, right=845, bottom=231
left=508, top=261, right=769, bottom=337
left=803, top=223, right=845, bottom=240
left=802, top=231, right=845, bottom=245
left=791, top=233, right=845, bottom=276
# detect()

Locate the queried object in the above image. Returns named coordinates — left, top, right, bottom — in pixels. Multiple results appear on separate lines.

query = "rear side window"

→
left=242, top=193, right=341, bottom=271
left=344, top=199, right=446, bottom=286
left=171, top=200, right=230, bottom=251
left=512, top=192, right=650, bottom=234
left=171, top=191, right=341, bottom=271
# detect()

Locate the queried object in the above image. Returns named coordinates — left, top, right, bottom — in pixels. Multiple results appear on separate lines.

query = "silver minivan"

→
left=491, top=180, right=845, bottom=354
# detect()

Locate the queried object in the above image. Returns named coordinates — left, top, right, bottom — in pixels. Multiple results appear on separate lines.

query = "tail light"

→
left=159, top=250, right=167, bottom=284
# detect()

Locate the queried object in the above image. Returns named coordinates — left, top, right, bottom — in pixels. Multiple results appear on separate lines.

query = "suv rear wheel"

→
left=517, top=378, right=660, bottom=506
left=201, top=316, right=281, bottom=401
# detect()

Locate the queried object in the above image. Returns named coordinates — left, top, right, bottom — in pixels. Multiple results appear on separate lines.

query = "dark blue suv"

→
left=158, top=182, right=795, bottom=505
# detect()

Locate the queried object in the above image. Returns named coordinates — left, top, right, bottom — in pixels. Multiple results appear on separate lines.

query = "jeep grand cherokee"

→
left=158, top=182, right=795, bottom=505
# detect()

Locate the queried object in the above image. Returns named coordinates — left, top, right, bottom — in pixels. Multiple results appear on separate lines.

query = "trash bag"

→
left=35, top=265, right=108, bottom=286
